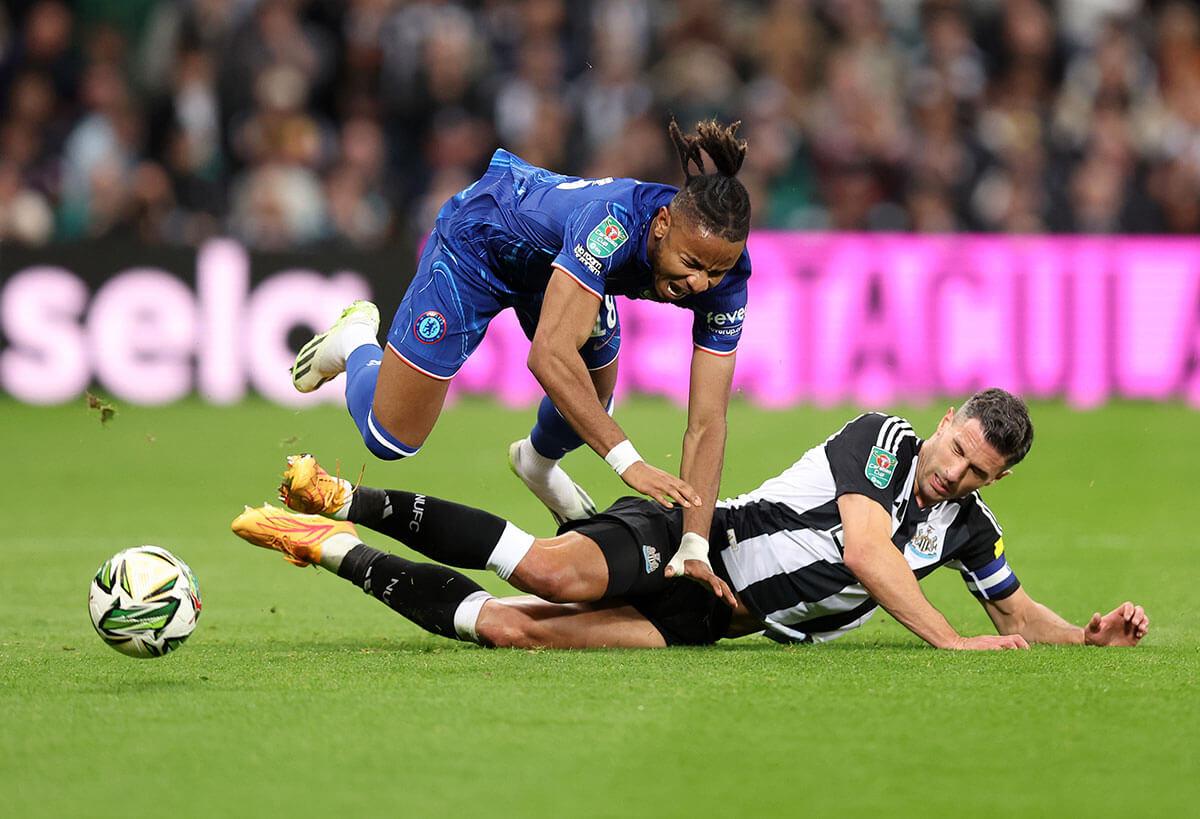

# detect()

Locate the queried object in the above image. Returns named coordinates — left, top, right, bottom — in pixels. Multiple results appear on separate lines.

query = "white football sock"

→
left=485, top=522, right=536, bottom=581
left=338, top=324, right=380, bottom=361
left=513, top=437, right=583, bottom=518
left=328, top=477, right=356, bottom=520
left=453, top=591, right=495, bottom=644
left=317, top=532, right=363, bottom=573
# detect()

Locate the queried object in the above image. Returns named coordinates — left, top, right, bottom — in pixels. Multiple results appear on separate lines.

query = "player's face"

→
left=914, top=410, right=1011, bottom=507
left=647, top=207, right=744, bottom=302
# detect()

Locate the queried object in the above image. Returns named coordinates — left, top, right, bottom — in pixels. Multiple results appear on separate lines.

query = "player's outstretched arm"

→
left=531, top=271, right=700, bottom=509
left=839, top=494, right=1029, bottom=650
left=664, top=346, right=738, bottom=606
left=982, top=588, right=1149, bottom=646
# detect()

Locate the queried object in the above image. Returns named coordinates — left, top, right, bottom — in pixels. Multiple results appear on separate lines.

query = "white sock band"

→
left=317, top=532, right=363, bottom=573
left=486, top=521, right=535, bottom=581
left=604, top=440, right=642, bottom=476
left=330, top=478, right=355, bottom=520
left=453, top=590, right=494, bottom=643
left=519, top=437, right=558, bottom=474
left=340, top=327, right=380, bottom=361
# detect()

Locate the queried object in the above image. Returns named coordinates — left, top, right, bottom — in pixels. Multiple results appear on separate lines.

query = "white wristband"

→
left=667, top=532, right=711, bottom=576
left=604, top=440, right=643, bottom=475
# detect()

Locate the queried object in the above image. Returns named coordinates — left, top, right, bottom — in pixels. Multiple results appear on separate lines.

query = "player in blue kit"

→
left=290, top=120, right=752, bottom=591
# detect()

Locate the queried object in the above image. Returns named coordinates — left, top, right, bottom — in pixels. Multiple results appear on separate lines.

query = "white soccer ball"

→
left=88, top=546, right=202, bottom=658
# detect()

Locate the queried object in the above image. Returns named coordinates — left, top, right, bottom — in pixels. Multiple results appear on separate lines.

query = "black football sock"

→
left=336, top=544, right=493, bottom=642
left=347, top=488, right=533, bottom=578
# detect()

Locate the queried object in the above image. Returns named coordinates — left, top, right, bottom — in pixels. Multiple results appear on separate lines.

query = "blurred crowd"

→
left=1, top=0, right=1199, bottom=249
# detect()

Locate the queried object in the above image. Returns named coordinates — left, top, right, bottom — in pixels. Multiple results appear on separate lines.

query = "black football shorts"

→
left=559, top=497, right=734, bottom=646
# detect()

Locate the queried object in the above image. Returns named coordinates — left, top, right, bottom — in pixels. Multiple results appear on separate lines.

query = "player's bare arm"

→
left=531, top=270, right=699, bottom=509
left=664, top=347, right=737, bottom=606
left=838, top=493, right=1029, bottom=650
left=982, top=588, right=1149, bottom=646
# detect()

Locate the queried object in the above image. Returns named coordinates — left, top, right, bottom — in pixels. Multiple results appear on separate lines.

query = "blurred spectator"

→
left=323, top=162, right=391, bottom=247
left=228, top=161, right=325, bottom=249
left=576, top=3, right=656, bottom=155
left=57, top=59, right=143, bottom=238
left=0, top=0, right=1198, bottom=248
left=0, top=159, right=54, bottom=244
left=0, top=0, right=80, bottom=110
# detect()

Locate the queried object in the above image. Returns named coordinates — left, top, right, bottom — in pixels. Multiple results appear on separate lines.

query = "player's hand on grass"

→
left=1083, top=601, right=1149, bottom=647
left=620, top=461, right=701, bottom=510
left=665, top=533, right=738, bottom=608
left=950, top=634, right=1030, bottom=650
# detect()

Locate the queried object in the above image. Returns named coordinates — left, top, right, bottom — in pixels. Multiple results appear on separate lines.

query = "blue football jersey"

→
left=433, top=149, right=751, bottom=354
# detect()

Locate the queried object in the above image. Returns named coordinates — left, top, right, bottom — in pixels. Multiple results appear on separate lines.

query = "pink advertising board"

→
left=455, top=233, right=1200, bottom=409
left=2, top=234, right=1198, bottom=408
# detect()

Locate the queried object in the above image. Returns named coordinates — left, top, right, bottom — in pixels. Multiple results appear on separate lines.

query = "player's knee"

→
left=515, top=547, right=594, bottom=603
left=362, top=438, right=410, bottom=461
left=359, top=409, right=422, bottom=461
left=362, top=437, right=417, bottom=461
left=475, top=606, right=544, bottom=649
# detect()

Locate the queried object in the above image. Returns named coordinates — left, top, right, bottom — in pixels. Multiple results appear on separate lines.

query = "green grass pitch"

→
left=1, top=396, right=1197, bottom=817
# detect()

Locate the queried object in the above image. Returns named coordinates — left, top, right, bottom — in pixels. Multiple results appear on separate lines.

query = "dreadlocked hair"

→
left=667, top=118, right=751, bottom=242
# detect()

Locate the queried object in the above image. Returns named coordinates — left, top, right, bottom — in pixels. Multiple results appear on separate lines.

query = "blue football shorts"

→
left=386, top=231, right=621, bottom=379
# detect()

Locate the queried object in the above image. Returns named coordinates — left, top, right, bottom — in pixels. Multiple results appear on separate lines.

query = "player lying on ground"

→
left=230, top=389, right=1149, bottom=650
left=289, top=119, right=753, bottom=587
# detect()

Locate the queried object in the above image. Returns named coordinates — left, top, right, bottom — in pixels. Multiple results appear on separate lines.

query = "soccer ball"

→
left=88, top=546, right=202, bottom=658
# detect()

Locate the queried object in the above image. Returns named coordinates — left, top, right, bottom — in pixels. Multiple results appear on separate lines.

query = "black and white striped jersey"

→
left=715, top=413, right=1020, bottom=644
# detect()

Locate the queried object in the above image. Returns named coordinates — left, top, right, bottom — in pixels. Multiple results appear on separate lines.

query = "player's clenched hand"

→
left=950, top=634, right=1030, bottom=650
left=620, top=461, right=701, bottom=509
left=1084, top=601, right=1149, bottom=647
left=665, top=533, right=737, bottom=608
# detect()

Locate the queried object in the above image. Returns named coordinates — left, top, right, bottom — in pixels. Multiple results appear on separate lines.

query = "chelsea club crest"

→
left=414, top=311, right=447, bottom=344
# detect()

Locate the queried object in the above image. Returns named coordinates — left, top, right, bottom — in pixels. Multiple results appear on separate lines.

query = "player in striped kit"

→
left=230, top=389, right=1149, bottom=650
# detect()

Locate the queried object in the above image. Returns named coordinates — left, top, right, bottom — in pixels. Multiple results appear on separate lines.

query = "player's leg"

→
left=355, top=345, right=450, bottom=456
left=484, top=560, right=743, bottom=649
left=509, top=295, right=621, bottom=522
left=285, top=460, right=609, bottom=600
left=347, top=236, right=484, bottom=459
left=229, top=505, right=665, bottom=648
left=278, top=457, right=674, bottom=604
left=289, top=298, right=427, bottom=459
left=296, top=234, right=497, bottom=460
left=231, top=506, right=493, bottom=643
left=476, top=597, right=667, bottom=649
left=279, top=454, right=607, bottom=599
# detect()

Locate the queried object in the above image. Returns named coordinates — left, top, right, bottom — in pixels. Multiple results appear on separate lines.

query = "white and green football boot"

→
left=291, top=300, right=380, bottom=393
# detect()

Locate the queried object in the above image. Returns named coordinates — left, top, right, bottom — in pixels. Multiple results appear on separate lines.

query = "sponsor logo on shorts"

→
left=414, top=311, right=447, bottom=344
left=642, top=545, right=661, bottom=573
left=586, top=216, right=629, bottom=258
left=706, top=307, right=746, bottom=327
left=573, top=243, right=603, bottom=276
left=865, top=445, right=897, bottom=489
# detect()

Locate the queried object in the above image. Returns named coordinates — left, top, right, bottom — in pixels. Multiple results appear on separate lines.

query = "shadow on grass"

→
left=199, top=638, right=477, bottom=655
left=193, top=636, right=935, bottom=656
left=709, top=639, right=930, bottom=653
